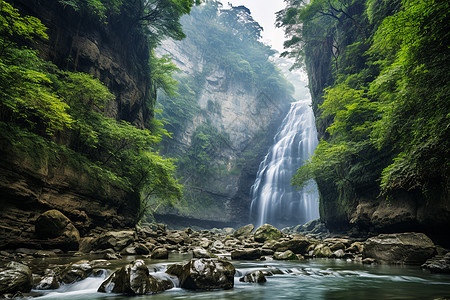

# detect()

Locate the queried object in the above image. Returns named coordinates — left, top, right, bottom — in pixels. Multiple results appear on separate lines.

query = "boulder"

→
left=79, top=237, right=96, bottom=253
left=0, top=262, right=32, bottom=294
left=313, top=245, right=332, bottom=258
left=93, top=231, right=135, bottom=252
left=35, top=210, right=80, bottom=251
left=274, top=236, right=311, bottom=254
left=254, top=224, right=283, bottom=243
left=178, top=258, right=235, bottom=290
left=231, top=249, right=261, bottom=260
left=212, top=240, right=224, bottom=250
left=121, top=243, right=150, bottom=255
left=347, top=242, right=364, bottom=253
left=239, top=270, right=266, bottom=283
left=330, top=249, right=346, bottom=259
left=60, top=260, right=94, bottom=284
left=33, top=250, right=57, bottom=258
left=105, top=253, right=122, bottom=260
left=234, top=224, right=255, bottom=237
left=33, top=270, right=59, bottom=290
left=193, top=247, right=214, bottom=259
left=166, top=231, right=190, bottom=245
left=223, top=228, right=235, bottom=235
left=330, top=243, right=346, bottom=252
left=98, top=260, right=172, bottom=295
left=199, top=238, right=212, bottom=248
left=166, top=264, right=184, bottom=277
left=151, top=248, right=169, bottom=259
left=421, top=253, right=450, bottom=273
left=362, top=258, right=376, bottom=264
left=363, top=233, right=436, bottom=264
left=274, top=250, right=298, bottom=260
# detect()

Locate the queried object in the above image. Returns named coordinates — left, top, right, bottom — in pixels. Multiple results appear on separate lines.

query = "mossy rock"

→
left=254, top=224, right=283, bottom=243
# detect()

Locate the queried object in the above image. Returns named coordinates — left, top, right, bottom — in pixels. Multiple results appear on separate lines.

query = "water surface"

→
left=32, top=255, right=450, bottom=300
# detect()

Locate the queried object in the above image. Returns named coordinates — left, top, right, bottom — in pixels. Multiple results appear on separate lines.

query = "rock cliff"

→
left=0, top=0, right=150, bottom=248
left=156, top=37, right=292, bottom=226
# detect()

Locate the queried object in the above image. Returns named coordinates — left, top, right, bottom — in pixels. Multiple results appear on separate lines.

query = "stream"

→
left=29, top=253, right=450, bottom=299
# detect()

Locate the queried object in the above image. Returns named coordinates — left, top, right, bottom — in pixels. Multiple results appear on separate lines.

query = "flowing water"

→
left=250, top=100, right=320, bottom=228
left=31, top=254, right=450, bottom=299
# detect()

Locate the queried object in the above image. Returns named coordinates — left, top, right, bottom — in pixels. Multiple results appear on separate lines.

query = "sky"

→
left=219, top=0, right=309, bottom=98
left=220, top=0, right=287, bottom=53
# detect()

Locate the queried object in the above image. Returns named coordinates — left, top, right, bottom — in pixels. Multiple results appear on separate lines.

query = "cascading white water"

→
left=250, top=100, right=320, bottom=228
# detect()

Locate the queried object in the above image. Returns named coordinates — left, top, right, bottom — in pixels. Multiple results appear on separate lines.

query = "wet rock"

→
left=313, top=245, right=332, bottom=258
left=35, top=210, right=80, bottom=251
left=60, top=260, right=94, bottom=284
left=151, top=248, right=168, bottom=259
left=259, top=256, right=274, bottom=261
left=178, top=258, right=235, bottom=290
left=79, top=237, right=96, bottom=253
left=239, top=270, right=266, bottom=283
left=98, top=259, right=170, bottom=295
left=0, top=262, right=32, bottom=294
left=330, top=243, right=346, bottom=252
left=274, top=250, right=298, bottom=260
left=93, top=231, right=135, bottom=252
left=33, top=250, right=57, bottom=258
left=212, top=240, right=224, bottom=250
left=224, top=238, right=240, bottom=248
left=105, top=253, right=122, bottom=260
left=330, top=249, right=345, bottom=259
left=15, top=249, right=34, bottom=256
left=166, top=231, right=189, bottom=245
left=363, top=233, right=436, bottom=264
left=362, top=258, right=376, bottom=264
left=347, top=242, right=364, bottom=253
left=294, top=219, right=320, bottom=233
left=199, top=238, right=212, bottom=248
left=231, top=249, right=261, bottom=260
left=193, top=247, right=214, bottom=259
left=33, top=270, right=59, bottom=290
left=121, top=243, right=150, bottom=255
left=166, top=263, right=184, bottom=277
left=0, top=251, right=12, bottom=258
left=274, top=236, right=311, bottom=254
left=234, top=224, right=255, bottom=238
left=421, top=253, right=450, bottom=273
left=254, top=224, right=283, bottom=243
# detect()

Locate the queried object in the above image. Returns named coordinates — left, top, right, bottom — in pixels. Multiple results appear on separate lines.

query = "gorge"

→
left=0, top=0, right=449, bottom=298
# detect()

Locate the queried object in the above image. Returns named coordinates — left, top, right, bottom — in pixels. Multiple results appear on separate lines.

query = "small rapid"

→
left=32, top=257, right=450, bottom=300
left=35, top=270, right=108, bottom=299
left=250, top=100, right=320, bottom=228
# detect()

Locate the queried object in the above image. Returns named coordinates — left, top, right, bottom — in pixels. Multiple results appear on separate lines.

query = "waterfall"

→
left=250, top=100, right=320, bottom=228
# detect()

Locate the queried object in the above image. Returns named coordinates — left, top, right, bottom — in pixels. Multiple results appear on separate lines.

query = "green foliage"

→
left=0, top=2, right=183, bottom=220
left=157, top=72, right=201, bottom=137
left=284, top=0, right=449, bottom=207
left=178, top=123, right=230, bottom=183
left=149, top=51, right=179, bottom=97
left=0, top=0, right=48, bottom=45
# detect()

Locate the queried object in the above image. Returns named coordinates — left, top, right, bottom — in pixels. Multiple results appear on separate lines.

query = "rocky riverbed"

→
left=0, top=210, right=449, bottom=298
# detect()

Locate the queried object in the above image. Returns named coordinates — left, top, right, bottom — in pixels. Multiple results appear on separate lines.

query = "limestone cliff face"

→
left=156, top=39, right=291, bottom=226
left=0, top=0, right=149, bottom=248
left=14, top=0, right=152, bottom=127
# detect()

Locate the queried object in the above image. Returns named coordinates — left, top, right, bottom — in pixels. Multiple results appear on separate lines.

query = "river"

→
left=30, top=254, right=450, bottom=299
